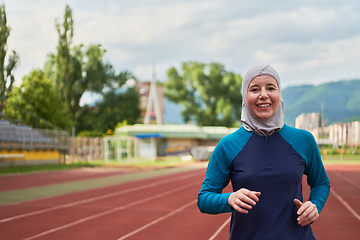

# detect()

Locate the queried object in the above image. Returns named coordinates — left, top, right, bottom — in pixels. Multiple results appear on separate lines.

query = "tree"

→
left=97, top=87, right=141, bottom=132
left=76, top=86, right=141, bottom=133
left=0, top=4, right=19, bottom=112
left=6, top=70, right=72, bottom=130
left=45, top=5, right=105, bottom=119
left=45, top=5, right=135, bottom=129
left=165, top=62, right=243, bottom=127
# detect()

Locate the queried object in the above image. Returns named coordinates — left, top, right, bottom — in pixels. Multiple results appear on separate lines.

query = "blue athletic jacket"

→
left=198, top=124, right=330, bottom=240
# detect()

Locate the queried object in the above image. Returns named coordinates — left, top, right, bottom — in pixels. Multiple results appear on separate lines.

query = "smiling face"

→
left=246, top=75, right=280, bottom=120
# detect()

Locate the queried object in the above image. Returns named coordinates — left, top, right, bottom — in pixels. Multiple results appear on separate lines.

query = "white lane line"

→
left=22, top=181, right=200, bottom=240
left=330, top=188, right=360, bottom=221
left=117, top=200, right=197, bottom=240
left=1, top=171, right=201, bottom=223
left=335, top=172, right=360, bottom=190
left=208, top=217, right=231, bottom=240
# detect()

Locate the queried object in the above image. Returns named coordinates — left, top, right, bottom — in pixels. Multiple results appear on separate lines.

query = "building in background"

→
left=105, top=124, right=237, bottom=161
left=295, top=112, right=329, bottom=141
left=295, top=113, right=321, bottom=131
left=295, top=112, right=360, bottom=147
left=347, top=121, right=360, bottom=148
left=328, top=123, right=347, bottom=147
left=329, top=121, right=360, bottom=148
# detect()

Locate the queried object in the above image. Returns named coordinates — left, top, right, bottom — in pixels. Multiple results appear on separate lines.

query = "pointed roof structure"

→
left=144, top=63, right=162, bottom=125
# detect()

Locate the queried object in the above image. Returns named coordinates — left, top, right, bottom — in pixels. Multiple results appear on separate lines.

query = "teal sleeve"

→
left=280, top=125, right=330, bottom=213
left=309, top=183, right=330, bottom=213
left=304, top=131, right=330, bottom=213
left=197, top=142, right=233, bottom=214
left=197, top=128, right=252, bottom=214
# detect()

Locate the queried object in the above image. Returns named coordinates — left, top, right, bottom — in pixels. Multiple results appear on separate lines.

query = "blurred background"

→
left=1, top=0, right=360, bottom=165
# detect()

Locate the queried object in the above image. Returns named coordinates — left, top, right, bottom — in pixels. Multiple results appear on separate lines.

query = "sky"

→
left=3, top=0, right=360, bottom=94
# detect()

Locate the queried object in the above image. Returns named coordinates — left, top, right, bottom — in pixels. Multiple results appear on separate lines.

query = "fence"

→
left=68, top=137, right=104, bottom=162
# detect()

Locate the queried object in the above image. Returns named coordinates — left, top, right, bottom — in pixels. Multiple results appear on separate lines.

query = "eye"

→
left=249, top=87, right=259, bottom=92
left=267, top=85, right=277, bottom=91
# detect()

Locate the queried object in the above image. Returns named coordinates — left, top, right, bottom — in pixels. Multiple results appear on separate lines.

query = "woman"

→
left=197, top=64, right=330, bottom=240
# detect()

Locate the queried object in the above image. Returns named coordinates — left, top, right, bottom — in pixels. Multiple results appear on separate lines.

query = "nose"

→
left=259, top=88, right=268, bottom=99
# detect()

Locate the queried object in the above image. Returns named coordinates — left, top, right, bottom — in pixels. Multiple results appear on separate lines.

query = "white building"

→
left=295, top=113, right=321, bottom=131
left=328, top=123, right=347, bottom=147
left=296, top=111, right=360, bottom=147
left=346, top=121, right=360, bottom=148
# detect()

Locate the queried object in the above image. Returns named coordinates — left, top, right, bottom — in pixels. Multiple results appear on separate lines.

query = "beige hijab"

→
left=241, top=64, right=284, bottom=136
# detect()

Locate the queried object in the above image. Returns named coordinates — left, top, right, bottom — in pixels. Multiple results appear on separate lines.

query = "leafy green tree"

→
left=76, top=87, right=141, bottom=133
left=165, top=62, right=243, bottom=127
left=98, top=87, right=141, bottom=131
left=0, top=4, right=19, bottom=111
left=45, top=5, right=137, bottom=132
left=6, top=70, right=72, bottom=130
left=45, top=5, right=108, bottom=120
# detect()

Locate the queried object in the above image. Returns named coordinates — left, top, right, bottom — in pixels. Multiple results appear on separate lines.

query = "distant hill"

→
left=164, top=79, right=360, bottom=126
left=283, top=79, right=360, bottom=126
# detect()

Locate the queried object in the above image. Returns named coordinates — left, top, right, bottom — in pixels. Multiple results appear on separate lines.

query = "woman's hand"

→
left=294, top=199, right=319, bottom=226
left=228, top=188, right=261, bottom=214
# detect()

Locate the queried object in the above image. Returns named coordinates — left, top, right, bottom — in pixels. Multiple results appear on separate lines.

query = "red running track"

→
left=0, top=168, right=140, bottom=191
left=0, top=165, right=360, bottom=240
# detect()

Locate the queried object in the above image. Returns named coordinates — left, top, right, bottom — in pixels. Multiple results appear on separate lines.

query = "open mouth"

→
left=257, top=104, right=271, bottom=108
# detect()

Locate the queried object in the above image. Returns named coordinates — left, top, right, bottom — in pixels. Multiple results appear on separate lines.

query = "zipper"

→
left=265, top=136, right=270, bottom=166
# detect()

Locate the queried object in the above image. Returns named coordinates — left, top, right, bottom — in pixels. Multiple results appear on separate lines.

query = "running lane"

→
left=1, top=164, right=360, bottom=240
left=1, top=168, right=227, bottom=240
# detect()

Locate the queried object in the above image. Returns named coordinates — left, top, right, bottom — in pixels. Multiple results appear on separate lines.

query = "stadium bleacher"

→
left=0, top=119, right=68, bottom=152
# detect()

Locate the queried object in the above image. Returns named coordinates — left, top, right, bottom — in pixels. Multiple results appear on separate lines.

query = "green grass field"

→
left=0, top=162, right=102, bottom=175
left=322, top=155, right=360, bottom=164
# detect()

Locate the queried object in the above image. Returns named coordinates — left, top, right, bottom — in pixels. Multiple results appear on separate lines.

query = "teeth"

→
left=258, top=104, right=270, bottom=107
